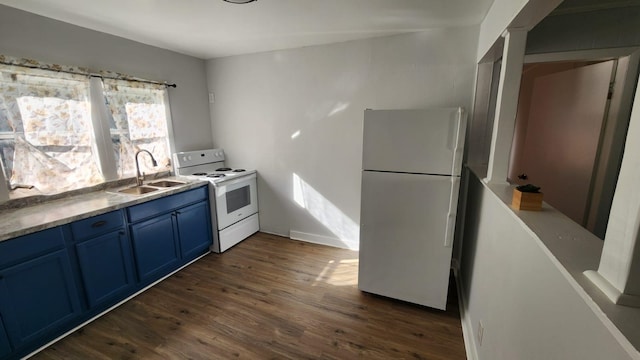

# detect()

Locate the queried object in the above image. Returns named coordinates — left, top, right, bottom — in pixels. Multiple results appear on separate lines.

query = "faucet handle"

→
left=136, top=172, right=146, bottom=186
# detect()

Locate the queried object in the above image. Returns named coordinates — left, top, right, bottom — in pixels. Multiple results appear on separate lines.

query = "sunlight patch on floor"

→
left=313, top=259, right=359, bottom=287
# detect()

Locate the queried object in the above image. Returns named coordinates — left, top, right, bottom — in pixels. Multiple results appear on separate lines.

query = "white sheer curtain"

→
left=102, top=79, right=172, bottom=179
left=0, top=66, right=103, bottom=193
left=0, top=56, right=174, bottom=198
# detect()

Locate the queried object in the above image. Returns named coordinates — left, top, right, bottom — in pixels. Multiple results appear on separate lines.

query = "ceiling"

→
left=0, top=0, right=495, bottom=59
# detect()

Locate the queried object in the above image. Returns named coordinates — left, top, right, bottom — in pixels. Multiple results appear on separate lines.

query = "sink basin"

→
left=117, top=186, right=159, bottom=195
left=147, top=180, right=186, bottom=188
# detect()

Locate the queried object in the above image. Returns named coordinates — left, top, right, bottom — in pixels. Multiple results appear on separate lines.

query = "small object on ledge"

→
left=512, top=184, right=543, bottom=211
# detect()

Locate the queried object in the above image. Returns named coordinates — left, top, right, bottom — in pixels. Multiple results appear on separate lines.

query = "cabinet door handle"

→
left=91, top=220, right=107, bottom=228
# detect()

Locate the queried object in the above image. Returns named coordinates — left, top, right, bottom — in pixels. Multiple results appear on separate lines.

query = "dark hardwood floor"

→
left=31, top=232, right=466, bottom=359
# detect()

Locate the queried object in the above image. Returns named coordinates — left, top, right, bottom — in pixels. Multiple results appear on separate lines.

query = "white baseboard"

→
left=289, top=230, right=359, bottom=250
left=454, top=268, right=479, bottom=360
left=258, top=228, right=289, bottom=238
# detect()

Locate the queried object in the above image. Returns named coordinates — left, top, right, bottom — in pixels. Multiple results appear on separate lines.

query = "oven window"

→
left=226, top=185, right=250, bottom=213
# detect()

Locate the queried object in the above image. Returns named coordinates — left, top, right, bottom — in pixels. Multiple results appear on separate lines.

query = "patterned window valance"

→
left=0, top=55, right=175, bottom=88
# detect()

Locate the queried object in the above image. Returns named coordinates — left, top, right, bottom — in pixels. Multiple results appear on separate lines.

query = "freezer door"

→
left=358, top=170, right=460, bottom=310
left=362, top=108, right=466, bottom=176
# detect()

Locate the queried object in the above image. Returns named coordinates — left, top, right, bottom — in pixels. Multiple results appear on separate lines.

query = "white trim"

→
left=585, top=270, right=640, bottom=308
left=524, top=47, right=640, bottom=64
left=258, top=228, right=289, bottom=238
left=454, top=268, right=478, bottom=360
left=484, top=29, right=527, bottom=185
left=163, top=89, right=177, bottom=170
left=588, top=50, right=640, bottom=237
left=289, top=230, right=358, bottom=251
left=595, top=66, right=640, bottom=300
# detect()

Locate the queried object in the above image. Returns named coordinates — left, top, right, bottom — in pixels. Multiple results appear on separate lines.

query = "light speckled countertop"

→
left=0, top=176, right=209, bottom=242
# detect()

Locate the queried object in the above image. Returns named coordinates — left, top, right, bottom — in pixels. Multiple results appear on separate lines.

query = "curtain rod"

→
left=0, top=60, right=177, bottom=88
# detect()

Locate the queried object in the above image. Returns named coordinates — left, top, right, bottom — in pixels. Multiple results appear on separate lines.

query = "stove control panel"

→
left=173, top=148, right=225, bottom=168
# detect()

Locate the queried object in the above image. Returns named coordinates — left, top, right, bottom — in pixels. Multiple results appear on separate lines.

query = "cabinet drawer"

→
left=127, top=186, right=208, bottom=223
left=0, top=227, right=66, bottom=269
left=71, top=210, right=124, bottom=241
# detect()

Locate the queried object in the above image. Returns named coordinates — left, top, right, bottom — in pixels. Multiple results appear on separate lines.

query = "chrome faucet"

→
left=135, top=150, right=158, bottom=186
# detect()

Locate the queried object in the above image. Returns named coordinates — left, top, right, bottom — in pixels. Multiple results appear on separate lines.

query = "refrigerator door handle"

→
left=450, top=107, right=467, bottom=176
left=444, top=177, right=461, bottom=247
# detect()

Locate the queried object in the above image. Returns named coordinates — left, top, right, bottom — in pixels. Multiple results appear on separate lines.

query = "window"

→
left=102, top=79, right=172, bottom=178
left=0, top=58, right=173, bottom=198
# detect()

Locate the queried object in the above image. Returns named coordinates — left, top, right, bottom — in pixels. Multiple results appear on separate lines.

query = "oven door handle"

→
left=214, top=173, right=256, bottom=187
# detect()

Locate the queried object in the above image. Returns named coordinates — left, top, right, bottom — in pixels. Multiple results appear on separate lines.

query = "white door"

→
left=362, top=108, right=465, bottom=176
left=358, top=170, right=459, bottom=310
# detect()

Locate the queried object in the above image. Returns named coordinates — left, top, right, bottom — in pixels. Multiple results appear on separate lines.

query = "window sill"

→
left=467, top=164, right=640, bottom=354
left=0, top=171, right=172, bottom=211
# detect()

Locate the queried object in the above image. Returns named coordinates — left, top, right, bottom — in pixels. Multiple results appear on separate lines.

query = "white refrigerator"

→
left=358, top=107, right=466, bottom=310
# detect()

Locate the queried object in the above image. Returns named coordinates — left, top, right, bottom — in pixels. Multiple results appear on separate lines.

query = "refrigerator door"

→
left=362, top=108, right=466, bottom=176
left=358, top=170, right=460, bottom=310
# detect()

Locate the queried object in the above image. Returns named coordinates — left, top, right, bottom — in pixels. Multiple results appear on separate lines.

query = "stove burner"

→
left=216, top=167, right=232, bottom=171
left=232, top=169, right=246, bottom=172
left=207, top=174, right=226, bottom=178
left=192, top=172, right=207, bottom=176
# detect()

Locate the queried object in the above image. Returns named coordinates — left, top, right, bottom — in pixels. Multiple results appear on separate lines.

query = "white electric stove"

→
left=173, top=149, right=259, bottom=253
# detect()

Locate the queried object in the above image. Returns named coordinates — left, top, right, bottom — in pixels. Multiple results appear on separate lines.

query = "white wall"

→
left=459, top=0, right=640, bottom=358
left=0, top=5, right=213, bottom=152
left=477, top=0, right=529, bottom=60
left=206, top=29, right=478, bottom=249
left=460, top=172, right=635, bottom=360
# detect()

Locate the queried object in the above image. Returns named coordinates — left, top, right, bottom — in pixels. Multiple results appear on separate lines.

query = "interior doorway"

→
left=508, top=51, right=639, bottom=239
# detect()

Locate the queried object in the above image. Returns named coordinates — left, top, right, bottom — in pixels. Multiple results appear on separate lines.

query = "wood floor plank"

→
left=30, top=232, right=466, bottom=359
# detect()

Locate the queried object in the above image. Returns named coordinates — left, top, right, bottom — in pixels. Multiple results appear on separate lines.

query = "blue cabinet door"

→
left=176, top=201, right=212, bottom=262
left=0, top=316, right=10, bottom=359
left=0, top=250, right=81, bottom=349
left=130, top=213, right=180, bottom=283
left=75, top=230, right=135, bottom=309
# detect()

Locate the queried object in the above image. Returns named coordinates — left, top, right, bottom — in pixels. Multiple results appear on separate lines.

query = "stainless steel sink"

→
left=147, top=180, right=186, bottom=188
left=117, top=186, right=159, bottom=195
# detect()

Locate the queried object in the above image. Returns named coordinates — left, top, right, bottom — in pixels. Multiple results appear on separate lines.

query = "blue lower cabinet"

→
left=0, top=316, right=11, bottom=359
left=0, top=249, right=81, bottom=350
left=0, top=187, right=213, bottom=359
left=75, top=230, right=135, bottom=309
left=176, top=201, right=212, bottom=262
left=130, top=213, right=180, bottom=284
